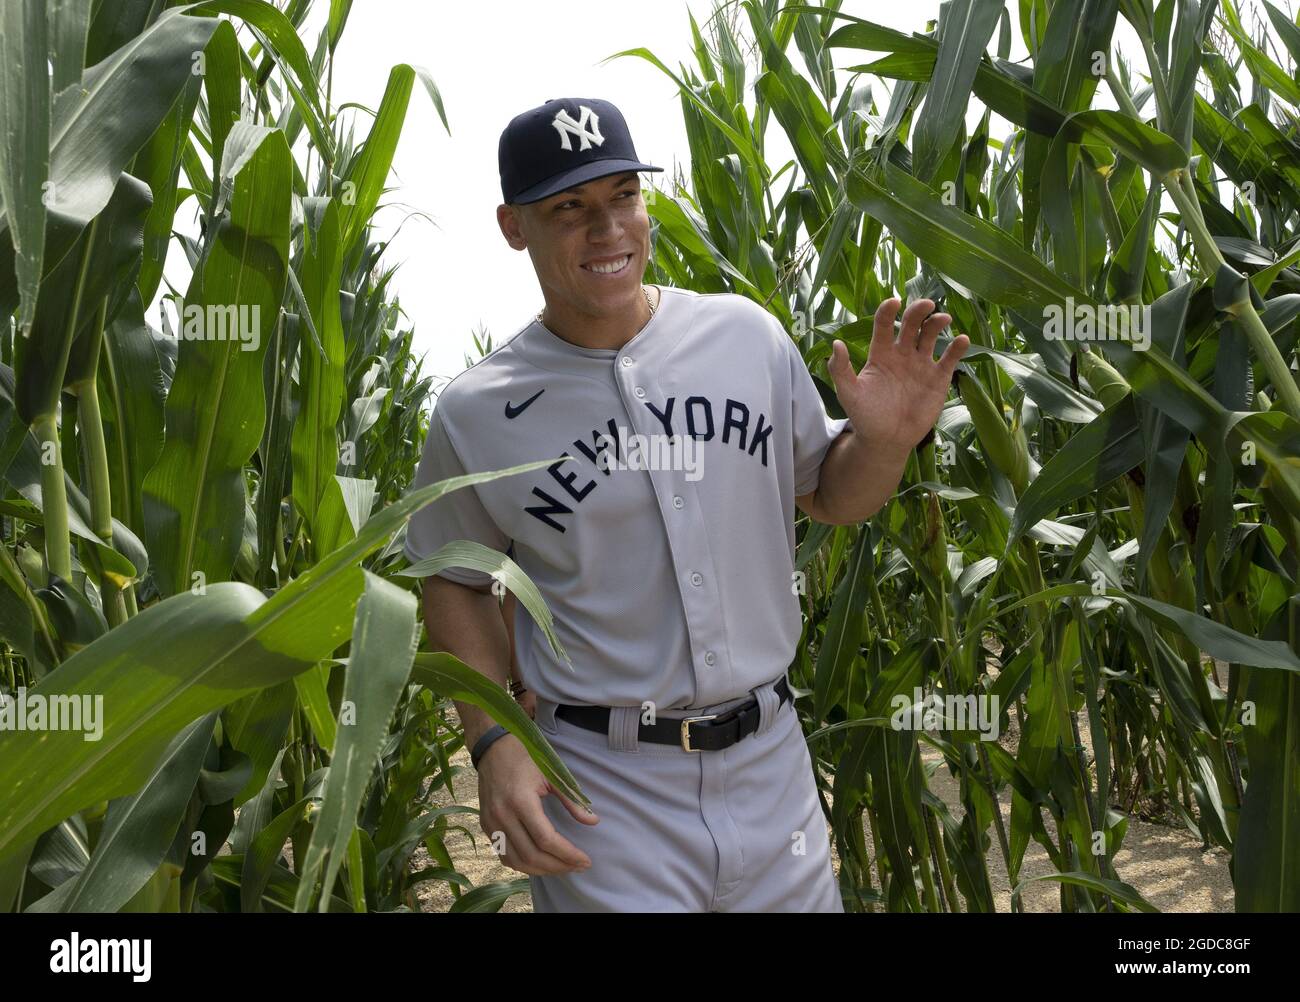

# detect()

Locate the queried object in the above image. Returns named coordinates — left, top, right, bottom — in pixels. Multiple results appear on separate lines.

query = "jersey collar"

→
left=516, top=285, right=674, bottom=372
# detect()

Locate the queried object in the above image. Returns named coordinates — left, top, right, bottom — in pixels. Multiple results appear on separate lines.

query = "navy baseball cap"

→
left=498, top=97, right=663, bottom=205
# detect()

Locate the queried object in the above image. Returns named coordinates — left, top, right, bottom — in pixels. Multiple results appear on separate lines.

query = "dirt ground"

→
left=413, top=700, right=1234, bottom=913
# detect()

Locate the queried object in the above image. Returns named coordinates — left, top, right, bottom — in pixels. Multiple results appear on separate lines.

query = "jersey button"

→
left=704, top=651, right=716, bottom=666
left=634, top=386, right=646, bottom=398
left=672, top=495, right=684, bottom=509
left=690, top=571, right=703, bottom=586
left=620, top=356, right=633, bottom=367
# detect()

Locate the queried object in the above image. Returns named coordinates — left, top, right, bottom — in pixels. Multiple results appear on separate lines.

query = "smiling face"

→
left=497, top=170, right=650, bottom=321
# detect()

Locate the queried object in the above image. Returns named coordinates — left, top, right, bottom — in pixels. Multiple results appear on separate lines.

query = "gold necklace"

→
left=536, top=285, right=657, bottom=329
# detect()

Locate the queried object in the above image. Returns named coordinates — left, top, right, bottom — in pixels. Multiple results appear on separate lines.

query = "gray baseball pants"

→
left=527, top=676, right=844, bottom=912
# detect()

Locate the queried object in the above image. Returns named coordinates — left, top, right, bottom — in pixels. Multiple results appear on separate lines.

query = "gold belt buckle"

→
left=680, top=714, right=718, bottom=752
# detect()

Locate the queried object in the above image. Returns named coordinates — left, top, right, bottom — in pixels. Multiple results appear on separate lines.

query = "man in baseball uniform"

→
left=403, top=97, right=968, bottom=912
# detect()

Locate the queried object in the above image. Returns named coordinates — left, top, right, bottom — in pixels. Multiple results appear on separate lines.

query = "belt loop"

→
left=752, top=678, right=782, bottom=737
left=535, top=695, right=560, bottom=735
left=608, top=705, right=640, bottom=751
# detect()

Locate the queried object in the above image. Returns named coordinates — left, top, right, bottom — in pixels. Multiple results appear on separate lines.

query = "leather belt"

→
left=554, top=675, right=793, bottom=752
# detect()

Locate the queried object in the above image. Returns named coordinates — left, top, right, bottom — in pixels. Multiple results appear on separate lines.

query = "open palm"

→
left=827, top=298, right=970, bottom=451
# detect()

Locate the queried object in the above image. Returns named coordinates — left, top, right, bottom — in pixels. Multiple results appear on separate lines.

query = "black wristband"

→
left=470, top=724, right=510, bottom=770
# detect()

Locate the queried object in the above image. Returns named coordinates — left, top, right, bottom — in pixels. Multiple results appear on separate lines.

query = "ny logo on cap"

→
left=551, top=105, right=605, bottom=152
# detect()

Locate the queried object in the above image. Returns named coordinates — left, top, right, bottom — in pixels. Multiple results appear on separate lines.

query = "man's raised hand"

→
left=826, top=297, right=970, bottom=452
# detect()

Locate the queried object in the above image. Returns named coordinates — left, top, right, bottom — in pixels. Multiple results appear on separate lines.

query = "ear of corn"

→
left=1075, top=348, right=1132, bottom=410
left=957, top=369, right=1031, bottom=494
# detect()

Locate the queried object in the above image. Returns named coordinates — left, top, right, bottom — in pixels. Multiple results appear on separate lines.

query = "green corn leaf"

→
left=0, top=457, right=559, bottom=865
left=142, top=126, right=290, bottom=597
left=1009, top=394, right=1144, bottom=546
left=911, top=0, right=1003, bottom=184
left=814, top=525, right=874, bottom=721
left=293, top=571, right=419, bottom=912
left=0, top=0, right=50, bottom=335
left=33, top=714, right=215, bottom=913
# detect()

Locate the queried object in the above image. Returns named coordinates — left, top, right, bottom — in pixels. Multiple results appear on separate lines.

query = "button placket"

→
left=616, top=358, right=729, bottom=703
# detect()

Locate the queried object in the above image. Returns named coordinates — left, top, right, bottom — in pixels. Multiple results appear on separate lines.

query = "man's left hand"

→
left=827, top=298, right=970, bottom=452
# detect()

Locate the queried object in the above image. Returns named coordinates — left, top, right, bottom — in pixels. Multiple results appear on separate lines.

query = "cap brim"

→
left=511, top=158, right=664, bottom=205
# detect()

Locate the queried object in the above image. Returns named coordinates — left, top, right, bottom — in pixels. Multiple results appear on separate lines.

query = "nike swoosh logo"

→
left=505, top=388, right=545, bottom=419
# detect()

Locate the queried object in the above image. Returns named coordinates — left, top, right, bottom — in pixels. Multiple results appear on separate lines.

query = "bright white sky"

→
left=307, top=0, right=1253, bottom=400
left=326, top=0, right=950, bottom=393
left=157, top=2, right=1271, bottom=397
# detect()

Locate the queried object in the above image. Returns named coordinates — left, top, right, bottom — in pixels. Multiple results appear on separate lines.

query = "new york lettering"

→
left=524, top=394, right=775, bottom=533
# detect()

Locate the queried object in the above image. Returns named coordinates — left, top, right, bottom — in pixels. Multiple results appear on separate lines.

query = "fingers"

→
left=490, top=799, right=591, bottom=876
left=872, top=297, right=967, bottom=367
left=477, top=743, right=596, bottom=875
left=871, top=297, right=902, bottom=356
left=826, top=338, right=856, bottom=398
left=917, top=312, right=951, bottom=357
left=874, top=298, right=941, bottom=353
left=898, top=298, right=935, bottom=348
left=491, top=814, right=562, bottom=875
left=938, top=333, right=971, bottom=378
left=517, top=792, right=594, bottom=870
left=548, top=784, right=600, bottom=826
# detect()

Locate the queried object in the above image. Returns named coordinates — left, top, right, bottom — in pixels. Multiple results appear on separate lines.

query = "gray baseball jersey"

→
left=403, top=284, right=850, bottom=712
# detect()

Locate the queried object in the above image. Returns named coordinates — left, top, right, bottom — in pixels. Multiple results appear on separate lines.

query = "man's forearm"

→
left=807, top=426, right=911, bottom=526
left=421, top=578, right=513, bottom=749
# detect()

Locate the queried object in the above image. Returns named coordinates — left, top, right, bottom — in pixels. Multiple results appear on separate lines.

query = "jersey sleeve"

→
left=403, top=400, right=512, bottom=589
left=781, top=323, right=850, bottom=497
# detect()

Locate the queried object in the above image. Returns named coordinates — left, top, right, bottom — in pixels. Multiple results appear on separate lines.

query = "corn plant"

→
left=0, top=0, right=583, bottom=913
left=625, top=0, right=1300, bottom=911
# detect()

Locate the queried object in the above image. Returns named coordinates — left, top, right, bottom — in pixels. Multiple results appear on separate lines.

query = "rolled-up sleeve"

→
left=403, top=401, right=511, bottom=588
left=782, top=325, right=850, bottom=496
